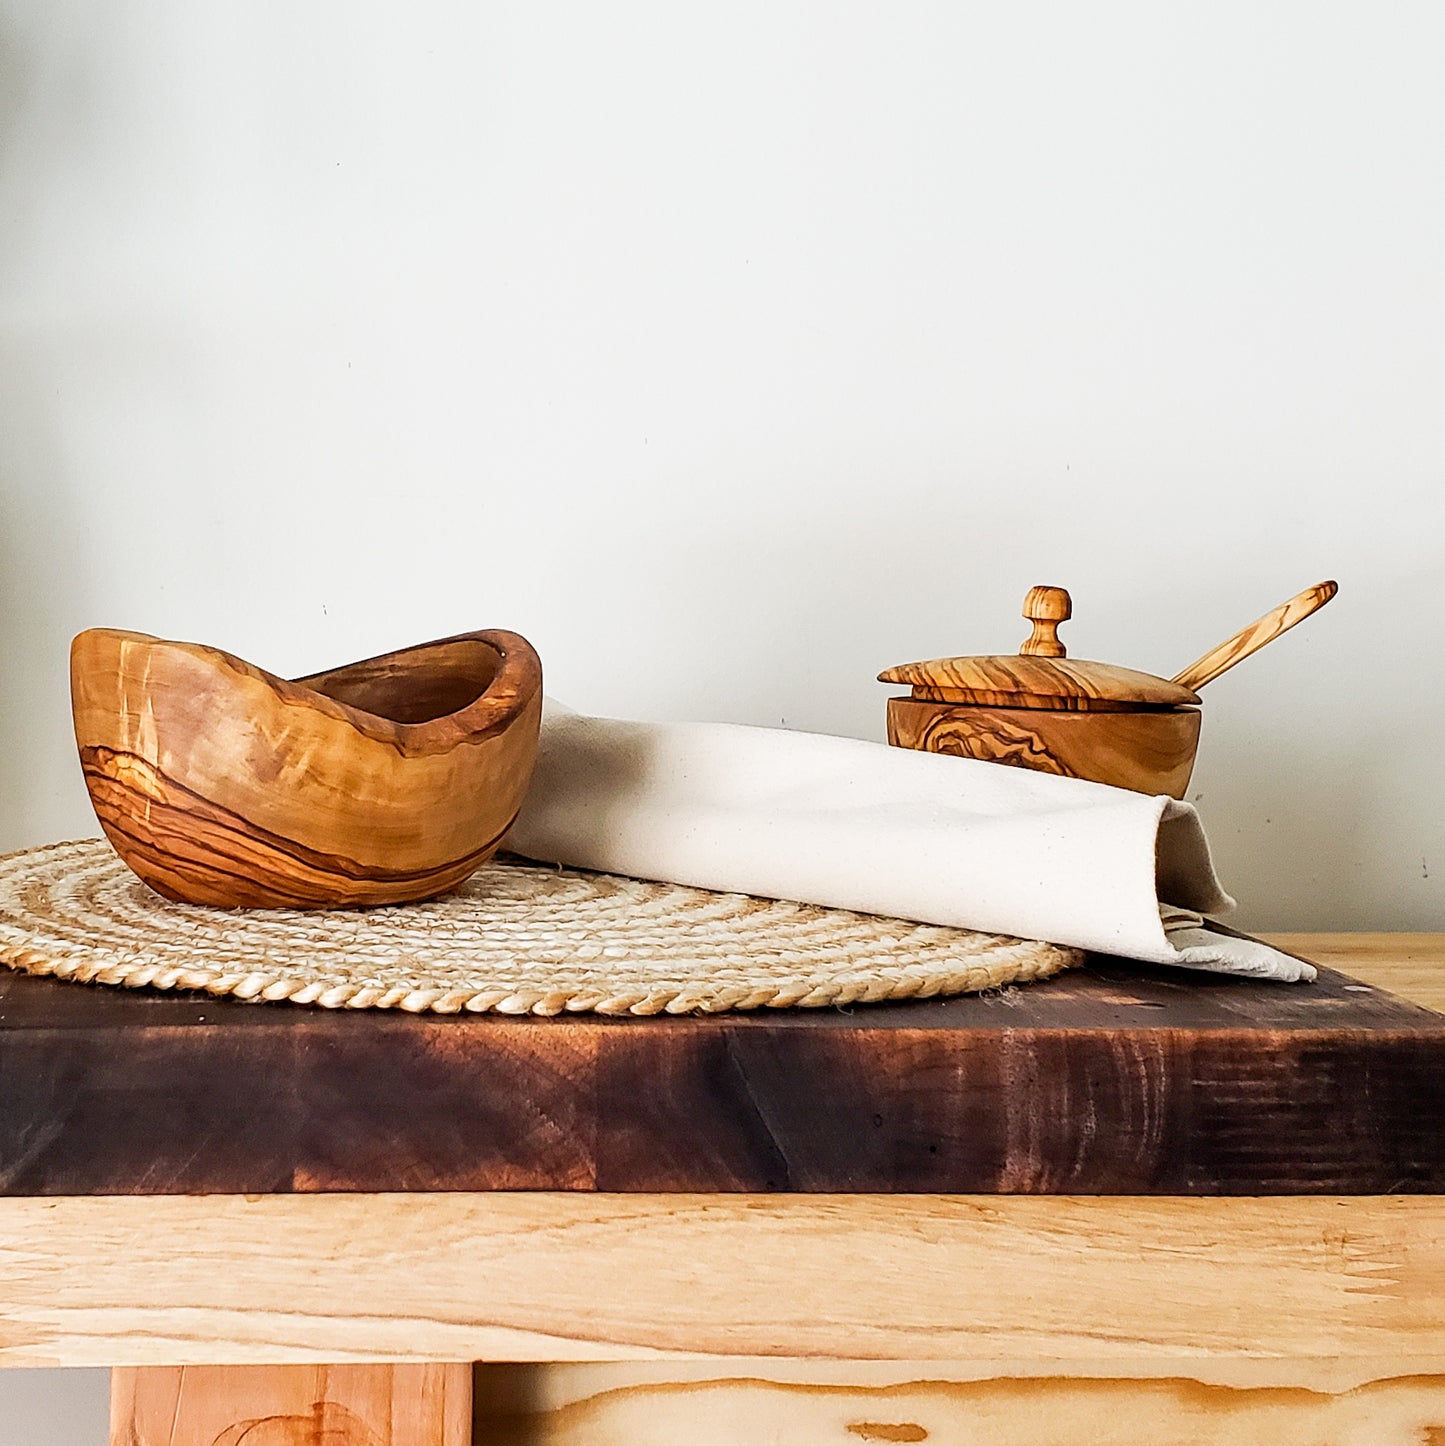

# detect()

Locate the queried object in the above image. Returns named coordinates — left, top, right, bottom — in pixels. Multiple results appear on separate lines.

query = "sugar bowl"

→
left=879, top=581, right=1336, bottom=798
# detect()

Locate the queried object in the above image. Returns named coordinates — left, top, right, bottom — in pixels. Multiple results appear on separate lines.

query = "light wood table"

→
left=1, top=933, right=1441, bottom=1444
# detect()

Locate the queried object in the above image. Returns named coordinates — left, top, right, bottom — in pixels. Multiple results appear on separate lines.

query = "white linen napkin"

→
left=507, top=704, right=1314, bottom=982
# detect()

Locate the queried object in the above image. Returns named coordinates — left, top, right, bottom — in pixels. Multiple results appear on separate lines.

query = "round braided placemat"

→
left=0, top=839, right=1079, bottom=1015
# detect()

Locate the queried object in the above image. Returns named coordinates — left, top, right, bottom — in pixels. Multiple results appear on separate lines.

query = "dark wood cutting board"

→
left=0, top=946, right=1440, bottom=1196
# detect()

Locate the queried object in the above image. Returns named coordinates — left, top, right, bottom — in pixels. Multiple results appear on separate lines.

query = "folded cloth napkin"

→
left=507, top=705, right=1314, bottom=982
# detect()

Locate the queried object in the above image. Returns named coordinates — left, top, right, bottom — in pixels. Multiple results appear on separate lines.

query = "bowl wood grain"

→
left=886, top=696, right=1200, bottom=799
left=71, top=628, right=542, bottom=908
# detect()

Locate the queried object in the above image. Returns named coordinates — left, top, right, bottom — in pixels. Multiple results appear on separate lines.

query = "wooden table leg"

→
left=111, top=1363, right=471, bottom=1446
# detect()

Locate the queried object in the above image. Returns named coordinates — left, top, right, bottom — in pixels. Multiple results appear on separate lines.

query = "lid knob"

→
left=1019, top=585, right=1071, bottom=657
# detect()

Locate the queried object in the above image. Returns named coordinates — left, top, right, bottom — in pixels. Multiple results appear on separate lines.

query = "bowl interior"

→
left=299, top=637, right=503, bottom=725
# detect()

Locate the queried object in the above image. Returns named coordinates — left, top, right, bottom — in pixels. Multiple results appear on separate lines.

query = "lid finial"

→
left=1020, top=586, right=1071, bottom=657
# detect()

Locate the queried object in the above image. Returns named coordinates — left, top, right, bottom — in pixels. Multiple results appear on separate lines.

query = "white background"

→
left=1, top=2, right=1442, bottom=1433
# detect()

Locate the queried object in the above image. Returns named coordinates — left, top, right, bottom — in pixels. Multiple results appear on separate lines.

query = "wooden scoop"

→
left=1172, top=581, right=1338, bottom=693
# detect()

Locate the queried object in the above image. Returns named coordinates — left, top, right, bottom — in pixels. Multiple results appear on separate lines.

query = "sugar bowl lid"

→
left=878, top=585, right=1202, bottom=712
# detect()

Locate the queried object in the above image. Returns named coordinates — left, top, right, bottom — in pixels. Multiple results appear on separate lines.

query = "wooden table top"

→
left=1267, top=932, right=1445, bottom=1011
left=0, top=931, right=1439, bottom=1198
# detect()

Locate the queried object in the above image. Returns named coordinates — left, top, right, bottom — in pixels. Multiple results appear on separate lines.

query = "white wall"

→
left=1, top=1, right=1442, bottom=1431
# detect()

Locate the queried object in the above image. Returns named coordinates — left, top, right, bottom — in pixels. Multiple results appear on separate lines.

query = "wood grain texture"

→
left=886, top=695, right=1201, bottom=796
left=475, top=1354, right=1445, bottom=1406
left=472, top=1363, right=1445, bottom=1446
left=0, top=945, right=1441, bottom=1195
left=878, top=583, right=1204, bottom=789
left=1172, top=580, right=1338, bottom=693
left=877, top=655, right=1197, bottom=711
left=1265, top=933, right=1445, bottom=1012
left=112, top=1363, right=470, bottom=1445
left=70, top=627, right=542, bottom=908
left=1018, top=582, right=1071, bottom=656
left=4, top=1193, right=1445, bottom=1365
left=878, top=585, right=1200, bottom=710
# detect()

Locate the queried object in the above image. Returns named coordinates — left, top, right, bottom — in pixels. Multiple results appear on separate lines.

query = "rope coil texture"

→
left=0, top=839, right=1079, bottom=1015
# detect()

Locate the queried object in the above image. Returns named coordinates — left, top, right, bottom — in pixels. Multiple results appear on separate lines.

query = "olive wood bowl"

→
left=886, top=696, right=1201, bottom=799
left=70, top=627, right=542, bottom=908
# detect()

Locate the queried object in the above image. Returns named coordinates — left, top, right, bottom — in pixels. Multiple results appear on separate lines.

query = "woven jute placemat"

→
left=0, top=839, right=1079, bottom=1015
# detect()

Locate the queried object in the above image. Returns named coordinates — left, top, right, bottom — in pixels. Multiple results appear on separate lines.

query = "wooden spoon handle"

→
left=1171, top=580, right=1338, bottom=692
